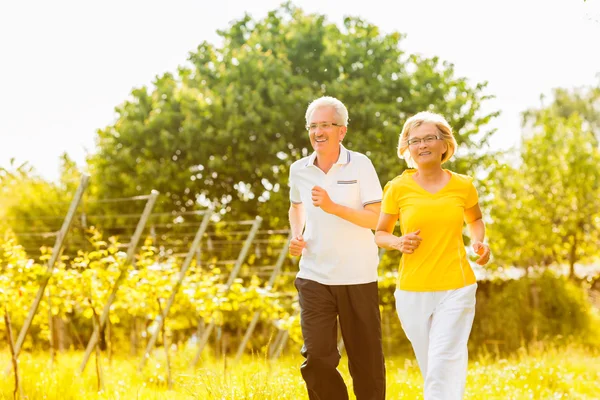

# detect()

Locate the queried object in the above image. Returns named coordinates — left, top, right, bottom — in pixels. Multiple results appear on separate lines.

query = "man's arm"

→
left=310, top=186, right=380, bottom=229
left=288, top=203, right=307, bottom=256
left=331, top=201, right=381, bottom=230
left=289, top=203, right=306, bottom=237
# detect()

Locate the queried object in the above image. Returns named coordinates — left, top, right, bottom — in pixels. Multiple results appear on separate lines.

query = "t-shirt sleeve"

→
left=289, top=167, right=302, bottom=204
left=359, top=158, right=383, bottom=206
left=465, top=179, right=479, bottom=209
left=381, top=181, right=400, bottom=214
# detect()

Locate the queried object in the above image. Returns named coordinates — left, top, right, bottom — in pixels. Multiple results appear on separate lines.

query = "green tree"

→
left=524, top=85, right=600, bottom=141
left=488, top=88, right=600, bottom=277
left=88, top=3, right=496, bottom=226
left=0, top=154, right=87, bottom=255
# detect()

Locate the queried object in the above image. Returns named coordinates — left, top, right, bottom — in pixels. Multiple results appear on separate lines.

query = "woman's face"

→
left=407, top=123, right=448, bottom=168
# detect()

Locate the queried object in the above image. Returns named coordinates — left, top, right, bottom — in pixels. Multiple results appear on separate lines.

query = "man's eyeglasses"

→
left=306, top=122, right=343, bottom=131
left=406, top=135, right=442, bottom=146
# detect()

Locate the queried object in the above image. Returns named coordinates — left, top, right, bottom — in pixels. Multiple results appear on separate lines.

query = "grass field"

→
left=1, top=346, right=600, bottom=399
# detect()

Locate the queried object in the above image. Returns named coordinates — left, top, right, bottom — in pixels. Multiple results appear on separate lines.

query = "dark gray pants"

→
left=295, top=277, right=386, bottom=400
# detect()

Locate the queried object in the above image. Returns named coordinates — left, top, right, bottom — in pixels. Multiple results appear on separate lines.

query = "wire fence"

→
left=2, top=189, right=299, bottom=368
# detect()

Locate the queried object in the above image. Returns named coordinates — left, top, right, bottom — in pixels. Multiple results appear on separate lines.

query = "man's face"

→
left=307, top=107, right=347, bottom=155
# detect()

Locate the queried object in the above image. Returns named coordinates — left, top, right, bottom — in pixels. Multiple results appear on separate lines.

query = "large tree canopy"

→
left=88, top=3, right=497, bottom=225
left=0, top=155, right=86, bottom=252
left=487, top=84, right=600, bottom=276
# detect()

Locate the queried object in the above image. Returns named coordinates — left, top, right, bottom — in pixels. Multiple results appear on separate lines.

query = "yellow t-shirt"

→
left=381, top=169, right=479, bottom=291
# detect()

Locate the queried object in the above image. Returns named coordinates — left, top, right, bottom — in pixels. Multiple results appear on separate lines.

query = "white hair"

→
left=305, top=96, right=349, bottom=126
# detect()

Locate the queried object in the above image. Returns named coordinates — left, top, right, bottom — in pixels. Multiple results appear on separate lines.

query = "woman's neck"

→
left=414, top=165, right=446, bottom=182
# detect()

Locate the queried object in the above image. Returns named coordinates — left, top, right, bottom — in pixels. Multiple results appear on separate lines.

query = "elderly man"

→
left=288, top=96, right=386, bottom=400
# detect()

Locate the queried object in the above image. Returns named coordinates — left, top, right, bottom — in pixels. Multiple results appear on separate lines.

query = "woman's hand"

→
left=390, top=229, right=422, bottom=254
left=472, top=241, right=491, bottom=265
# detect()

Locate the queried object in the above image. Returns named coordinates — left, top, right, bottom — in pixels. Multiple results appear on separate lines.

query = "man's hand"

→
left=289, top=235, right=307, bottom=256
left=311, top=186, right=337, bottom=214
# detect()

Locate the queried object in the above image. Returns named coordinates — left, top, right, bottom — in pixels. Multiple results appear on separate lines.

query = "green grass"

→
left=1, top=346, right=600, bottom=399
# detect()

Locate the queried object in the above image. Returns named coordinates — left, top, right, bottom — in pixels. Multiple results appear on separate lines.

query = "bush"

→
left=377, top=267, right=600, bottom=357
left=471, top=271, right=600, bottom=355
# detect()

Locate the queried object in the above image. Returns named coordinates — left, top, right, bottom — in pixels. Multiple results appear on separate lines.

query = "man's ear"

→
left=339, top=126, right=347, bottom=142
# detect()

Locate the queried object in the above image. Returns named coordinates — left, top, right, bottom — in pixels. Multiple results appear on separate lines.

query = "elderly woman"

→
left=375, top=111, right=490, bottom=400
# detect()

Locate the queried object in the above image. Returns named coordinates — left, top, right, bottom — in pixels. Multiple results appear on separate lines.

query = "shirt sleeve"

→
left=381, top=181, right=399, bottom=214
left=289, top=167, right=302, bottom=204
left=359, top=158, right=383, bottom=206
left=465, top=179, right=479, bottom=209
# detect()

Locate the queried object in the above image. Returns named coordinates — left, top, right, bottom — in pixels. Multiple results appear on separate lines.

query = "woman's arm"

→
left=374, top=212, right=421, bottom=254
left=465, top=203, right=490, bottom=265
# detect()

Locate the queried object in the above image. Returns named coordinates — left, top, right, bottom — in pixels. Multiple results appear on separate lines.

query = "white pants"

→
left=395, top=283, right=477, bottom=400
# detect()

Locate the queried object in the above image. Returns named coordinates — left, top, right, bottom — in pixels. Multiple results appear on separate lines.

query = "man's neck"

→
left=315, top=145, right=341, bottom=174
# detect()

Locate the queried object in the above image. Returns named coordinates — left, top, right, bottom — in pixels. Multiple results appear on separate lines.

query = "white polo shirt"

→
left=289, top=144, right=383, bottom=285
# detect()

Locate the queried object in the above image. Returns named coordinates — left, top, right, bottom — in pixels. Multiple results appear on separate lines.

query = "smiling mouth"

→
left=419, top=151, right=431, bottom=156
left=315, top=138, right=327, bottom=143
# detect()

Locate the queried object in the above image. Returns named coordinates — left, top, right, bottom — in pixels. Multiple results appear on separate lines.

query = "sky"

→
left=0, top=0, right=598, bottom=181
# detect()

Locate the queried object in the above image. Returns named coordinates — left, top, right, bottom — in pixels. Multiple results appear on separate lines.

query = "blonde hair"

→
left=397, top=111, right=457, bottom=168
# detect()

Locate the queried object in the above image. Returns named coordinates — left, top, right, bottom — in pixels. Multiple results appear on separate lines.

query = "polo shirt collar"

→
left=305, top=144, right=351, bottom=167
